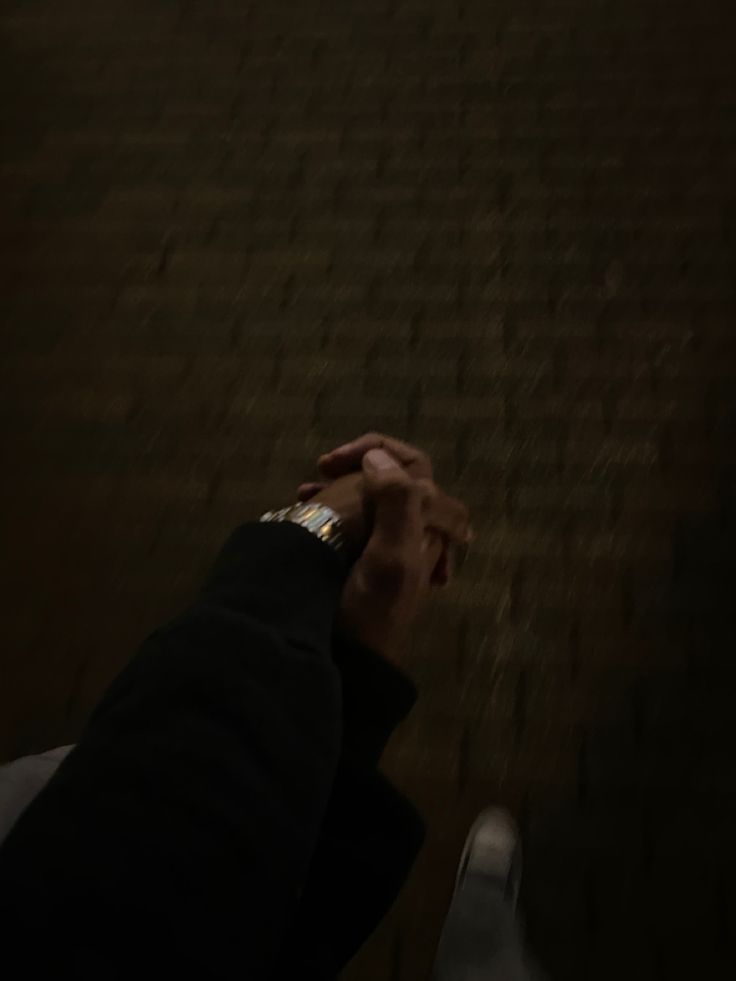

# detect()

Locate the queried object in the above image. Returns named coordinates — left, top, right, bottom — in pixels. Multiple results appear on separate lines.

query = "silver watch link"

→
left=260, top=502, right=347, bottom=558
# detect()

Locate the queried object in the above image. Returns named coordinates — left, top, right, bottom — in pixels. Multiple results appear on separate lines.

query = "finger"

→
left=444, top=544, right=455, bottom=581
left=431, top=541, right=454, bottom=587
left=318, top=432, right=433, bottom=480
left=296, top=482, right=326, bottom=501
left=422, top=530, right=445, bottom=584
left=362, top=448, right=424, bottom=550
left=428, top=537, right=446, bottom=586
left=421, top=527, right=448, bottom=586
left=418, top=481, right=472, bottom=546
left=424, top=500, right=472, bottom=546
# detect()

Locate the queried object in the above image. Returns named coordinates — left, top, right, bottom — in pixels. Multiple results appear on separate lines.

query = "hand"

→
left=308, top=459, right=469, bottom=559
left=298, top=433, right=472, bottom=586
left=297, top=432, right=435, bottom=501
left=335, top=448, right=450, bottom=661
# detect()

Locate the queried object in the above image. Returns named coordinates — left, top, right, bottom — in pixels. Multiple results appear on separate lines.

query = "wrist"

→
left=260, top=502, right=351, bottom=563
left=310, top=473, right=369, bottom=550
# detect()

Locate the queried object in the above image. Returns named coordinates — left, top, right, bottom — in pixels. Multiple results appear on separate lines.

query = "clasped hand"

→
left=294, top=433, right=472, bottom=662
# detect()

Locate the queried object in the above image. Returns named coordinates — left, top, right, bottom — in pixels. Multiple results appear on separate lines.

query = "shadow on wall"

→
left=523, top=463, right=736, bottom=979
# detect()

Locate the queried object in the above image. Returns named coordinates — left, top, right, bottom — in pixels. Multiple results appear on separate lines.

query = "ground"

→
left=1, top=1, right=736, bottom=978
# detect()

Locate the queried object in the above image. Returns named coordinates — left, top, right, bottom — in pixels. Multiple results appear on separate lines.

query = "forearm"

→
left=0, top=522, right=347, bottom=979
left=332, top=632, right=418, bottom=764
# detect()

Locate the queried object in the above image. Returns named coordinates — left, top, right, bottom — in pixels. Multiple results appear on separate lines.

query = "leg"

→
left=432, top=809, right=543, bottom=981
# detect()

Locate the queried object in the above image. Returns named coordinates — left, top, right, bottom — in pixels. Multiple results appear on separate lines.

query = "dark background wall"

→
left=1, top=1, right=736, bottom=977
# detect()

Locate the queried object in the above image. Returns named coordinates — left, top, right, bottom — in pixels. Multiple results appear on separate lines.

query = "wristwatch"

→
left=259, top=502, right=348, bottom=560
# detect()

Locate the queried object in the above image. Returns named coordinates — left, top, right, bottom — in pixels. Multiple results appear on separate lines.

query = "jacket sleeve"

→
left=333, top=632, right=419, bottom=764
left=0, top=521, right=348, bottom=980
left=274, top=633, right=426, bottom=980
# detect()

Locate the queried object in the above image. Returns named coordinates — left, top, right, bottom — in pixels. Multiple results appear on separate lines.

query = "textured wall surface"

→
left=2, top=1, right=736, bottom=978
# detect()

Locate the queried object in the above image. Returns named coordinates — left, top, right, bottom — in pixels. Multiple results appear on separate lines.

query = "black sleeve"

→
left=274, top=634, right=426, bottom=981
left=0, top=522, right=350, bottom=980
left=333, top=632, right=419, bottom=764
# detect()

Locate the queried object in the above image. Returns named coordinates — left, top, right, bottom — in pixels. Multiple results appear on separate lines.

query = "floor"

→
left=2, top=1, right=736, bottom=978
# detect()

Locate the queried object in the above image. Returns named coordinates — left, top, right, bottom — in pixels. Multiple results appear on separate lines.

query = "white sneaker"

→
left=455, top=807, right=522, bottom=910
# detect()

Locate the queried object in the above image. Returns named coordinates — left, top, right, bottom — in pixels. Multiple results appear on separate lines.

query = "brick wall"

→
left=2, top=1, right=736, bottom=977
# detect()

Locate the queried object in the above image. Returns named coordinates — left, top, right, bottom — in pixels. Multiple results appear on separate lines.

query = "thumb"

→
left=362, top=448, right=424, bottom=549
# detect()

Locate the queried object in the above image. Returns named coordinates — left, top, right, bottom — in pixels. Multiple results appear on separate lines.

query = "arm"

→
left=273, top=441, right=466, bottom=978
left=274, top=632, right=427, bottom=980
left=0, top=521, right=347, bottom=979
left=279, top=439, right=471, bottom=978
left=334, top=631, right=417, bottom=764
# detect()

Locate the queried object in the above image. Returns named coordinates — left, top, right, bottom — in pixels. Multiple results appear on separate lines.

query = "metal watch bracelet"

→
left=259, top=502, right=348, bottom=559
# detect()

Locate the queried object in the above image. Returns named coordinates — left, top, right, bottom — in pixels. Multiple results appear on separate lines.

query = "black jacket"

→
left=0, top=522, right=425, bottom=978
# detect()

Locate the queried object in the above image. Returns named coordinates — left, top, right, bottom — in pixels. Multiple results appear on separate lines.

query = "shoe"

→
left=454, top=807, right=522, bottom=910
